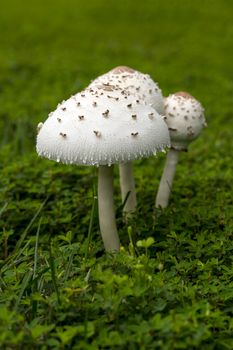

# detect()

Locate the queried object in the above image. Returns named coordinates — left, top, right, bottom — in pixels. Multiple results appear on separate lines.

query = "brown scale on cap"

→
left=187, top=131, right=194, bottom=137
left=111, top=66, right=135, bottom=74
left=174, top=91, right=194, bottom=99
left=59, top=132, right=67, bottom=138
left=93, top=130, right=101, bottom=137
left=96, top=84, right=116, bottom=92
left=102, top=110, right=109, bottom=117
left=131, top=132, right=139, bottom=137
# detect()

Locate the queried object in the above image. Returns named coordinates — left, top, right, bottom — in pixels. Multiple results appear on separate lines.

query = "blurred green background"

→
left=0, top=0, right=233, bottom=156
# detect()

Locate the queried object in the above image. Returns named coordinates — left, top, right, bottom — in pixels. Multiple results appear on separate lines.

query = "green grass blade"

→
left=85, top=194, right=97, bottom=259
left=48, top=239, right=61, bottom=305
left=33, top=217, right=42, bottom=280
left=14, top=196, right=49, bottom=253
left=63, top=251, right=75, bottom=282
left=0, top=202, right=8, bottom=217
left=116, top=191, right=131, bottom=215
left=14, top=269, right=33, bottom=311
left=1, top=239, right=32, bottom=272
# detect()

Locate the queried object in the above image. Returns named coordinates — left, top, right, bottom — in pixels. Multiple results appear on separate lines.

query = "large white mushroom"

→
left=37, top=84, right=170, bottom=252
left=89, top=66, right=165, bottom=216
left=155, top=91, right=207, bottom=208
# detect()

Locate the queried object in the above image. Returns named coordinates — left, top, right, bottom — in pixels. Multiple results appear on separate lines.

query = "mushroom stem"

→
left=119, top=162, right=137, bottom=216
left=155, top=149, right=180, bottom=208
left=98, top=165, right=120, bottom=252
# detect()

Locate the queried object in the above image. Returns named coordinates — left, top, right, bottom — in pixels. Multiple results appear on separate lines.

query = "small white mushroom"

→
left=155, top=91, right=207, bottom=209
left=88, top=66, right=166, bottom=217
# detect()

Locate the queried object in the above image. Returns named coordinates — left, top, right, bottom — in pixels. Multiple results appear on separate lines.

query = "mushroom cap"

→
left=164, top=92, right=206, bottom=151
left=89, top=66, right=164, bottom=115
left=36, top=86, right=170, bottom=166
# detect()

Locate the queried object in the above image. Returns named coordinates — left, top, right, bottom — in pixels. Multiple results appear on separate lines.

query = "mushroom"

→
left=155, top=91, right=207, bottom=208
left=89, top=66, right=165, bottom=216
left=36, top=86, right=170, bottom=252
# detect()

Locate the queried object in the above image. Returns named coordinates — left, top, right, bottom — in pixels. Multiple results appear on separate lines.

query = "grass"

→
left=0, top=0, right=233, bottom=348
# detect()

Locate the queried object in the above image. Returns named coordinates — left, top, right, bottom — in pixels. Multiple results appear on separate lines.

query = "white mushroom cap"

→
left=89, top=66, right=164, bottom=115
left=164, top=92, right=207, bottom=151
left=36, top=86, right=170, bottom=166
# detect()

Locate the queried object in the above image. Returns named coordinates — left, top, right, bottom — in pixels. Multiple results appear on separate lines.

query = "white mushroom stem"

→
left=119, top=162, right=137, bottom=216
left=155, top=149, right=180, bottom=208
left=98, top=165, right=120, bottom=252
